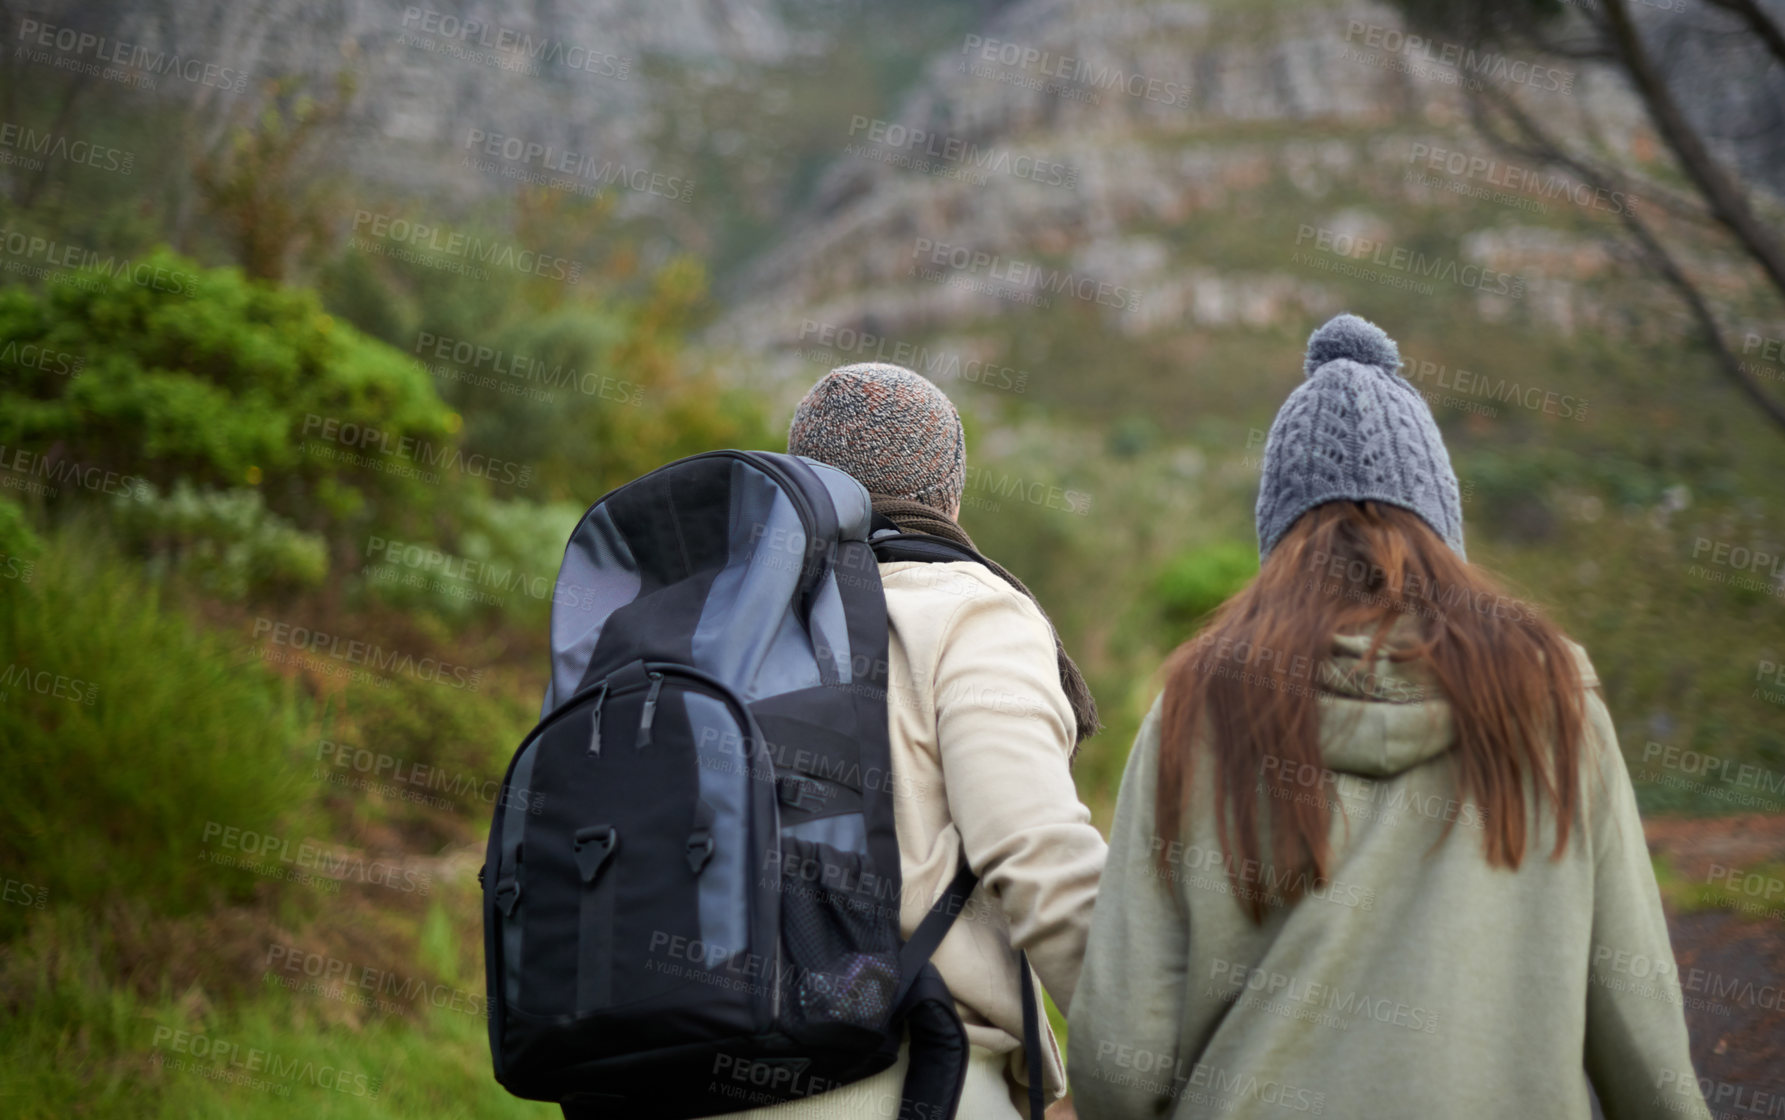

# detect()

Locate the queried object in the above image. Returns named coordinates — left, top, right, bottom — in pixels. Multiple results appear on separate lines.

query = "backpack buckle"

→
left=496, top=875, right=522, bottom=917
left=686, top=832, right=715, bottom=874
left=776, top=774, right=832, bottom=812
left=574, top=825, right=619, bottom=884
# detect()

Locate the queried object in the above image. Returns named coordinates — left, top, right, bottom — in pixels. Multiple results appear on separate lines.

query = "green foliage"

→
left=0, top=906, right=551, bottom=1120
left=1154, top=541, right=1260, bottom=635
left=0, top=248, right=457, bottom=534
left=193, top=72, right=357, bottom=282
left=111, top=482, right=328, bottom=600
left=0, top=494, right=43, bottom=563
left=0, top=531, right=314, bottom=936
left=361, top=495, right=585, bottom=624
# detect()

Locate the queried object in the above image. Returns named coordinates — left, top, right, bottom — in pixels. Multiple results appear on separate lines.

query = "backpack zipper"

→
left=585, top=682, right=609, bottom=757
left=636, top=672, right=663, bottom=749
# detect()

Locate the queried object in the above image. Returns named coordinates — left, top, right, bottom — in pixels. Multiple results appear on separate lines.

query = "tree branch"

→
left=1470, top=76, right=1785, bottom=431
left=1701, top=0, right=1785, bottom=71
left=1599, top=0, right=1785, bottom=297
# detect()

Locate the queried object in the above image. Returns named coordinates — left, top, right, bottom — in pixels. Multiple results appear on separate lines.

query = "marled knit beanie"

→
left=1255, top=313, right=1466, bottom=560
left=787, top=363, right=967, bottom=516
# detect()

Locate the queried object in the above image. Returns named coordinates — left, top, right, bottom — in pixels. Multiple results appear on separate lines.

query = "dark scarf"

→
left=871, top=495, right=1101, bottom=753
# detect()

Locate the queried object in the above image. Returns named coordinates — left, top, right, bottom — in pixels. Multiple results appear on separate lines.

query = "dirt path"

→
left=1646, top=813, right=1785, bottom=1100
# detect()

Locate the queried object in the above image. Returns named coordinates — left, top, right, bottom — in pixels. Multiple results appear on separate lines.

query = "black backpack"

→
left=482, top=450, right=1047, bottom=1120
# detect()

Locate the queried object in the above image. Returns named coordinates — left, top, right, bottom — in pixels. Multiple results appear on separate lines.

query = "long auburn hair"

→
left=1156, top=501, right=1586, bottom=922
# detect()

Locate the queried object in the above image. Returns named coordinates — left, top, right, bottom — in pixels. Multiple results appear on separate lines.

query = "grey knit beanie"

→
left=1255, top=313, right=1466, bottom=560
left=787, top=363, right=967, bottom=516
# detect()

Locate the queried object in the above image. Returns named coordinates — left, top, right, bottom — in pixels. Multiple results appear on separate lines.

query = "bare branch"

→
left=1468, top=78, right=1785, bottom=431
left=1599, top=0, right=1785, bottom=295
left=1700, top=0, right=1785, bottom=71
left=1616, top=192, right=1785, bottom=430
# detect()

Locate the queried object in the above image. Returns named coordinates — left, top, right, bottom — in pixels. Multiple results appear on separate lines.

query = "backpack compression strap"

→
left=895, top=864, right=1048, bottom=1120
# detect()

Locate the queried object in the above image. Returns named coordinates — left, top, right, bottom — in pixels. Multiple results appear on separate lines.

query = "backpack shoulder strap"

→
left=868, top=517, right=992, bottom=569
left=895, top=863, right=1048, bottom=1120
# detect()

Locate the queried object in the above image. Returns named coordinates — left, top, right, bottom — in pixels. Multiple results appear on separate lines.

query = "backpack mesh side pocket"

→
left=774, top=835, right=898, bottom=1040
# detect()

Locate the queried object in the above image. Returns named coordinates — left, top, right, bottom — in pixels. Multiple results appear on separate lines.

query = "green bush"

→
left=0, top=530, right=314, bottom=936
left=359, top=495, right=583, bottom=624
left=0, top=494, right=43, bottom=568
left=1153, top=540, right=1258, bottom=636
left=111, top=481, right=328, bottom=600
left=0, top=248, right=456, bottom=534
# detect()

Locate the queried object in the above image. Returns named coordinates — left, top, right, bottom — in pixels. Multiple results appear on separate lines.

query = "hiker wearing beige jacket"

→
left=715, top=362, right=1106, bottom=1120
left=1069, top=315, right=1710, bottom=1120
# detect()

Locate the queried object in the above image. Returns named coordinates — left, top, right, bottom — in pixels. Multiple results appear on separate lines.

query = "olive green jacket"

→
left=1069, top=631, right=1710, bottom=1119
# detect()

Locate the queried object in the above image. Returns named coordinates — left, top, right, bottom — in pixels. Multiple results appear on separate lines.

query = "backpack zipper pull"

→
left=637, top=672, right=664, bottom=749
left=586, top=682, right=609, bottom=757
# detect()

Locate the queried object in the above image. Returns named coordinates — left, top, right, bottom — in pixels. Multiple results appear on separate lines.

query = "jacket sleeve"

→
left=931, top=580, right=1108, bottom=1013
left=1067, top=697, right=1189, bottom=1120
left=1580, top=689, right=1711, bottom=1120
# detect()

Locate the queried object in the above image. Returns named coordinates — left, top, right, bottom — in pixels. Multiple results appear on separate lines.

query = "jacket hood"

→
left=1316, top=620, right=1454, bottom=778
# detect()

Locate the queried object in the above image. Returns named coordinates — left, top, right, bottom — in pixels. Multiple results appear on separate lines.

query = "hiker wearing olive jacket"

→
left=713, top=363, right=1107, bottom=1120
left=1069, top=315, right=1710, bottom=1120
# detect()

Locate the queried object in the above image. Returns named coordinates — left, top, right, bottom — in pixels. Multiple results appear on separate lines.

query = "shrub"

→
left=1154, top=540, right=1258, bottom=635
left=0, top=529, right=314, bottom=937
left=111, top=481, right=328, bottom=600
left=0, top=248, right=457, bottom=536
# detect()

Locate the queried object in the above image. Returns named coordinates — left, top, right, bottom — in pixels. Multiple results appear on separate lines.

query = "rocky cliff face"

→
left=695, top=0, right=1781, bottom=412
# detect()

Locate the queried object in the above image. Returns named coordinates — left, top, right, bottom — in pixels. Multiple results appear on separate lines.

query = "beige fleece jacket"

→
left=1069, top=630, right=1710, bottom=1120
left=879, top=559, right=1108, bottom=1102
